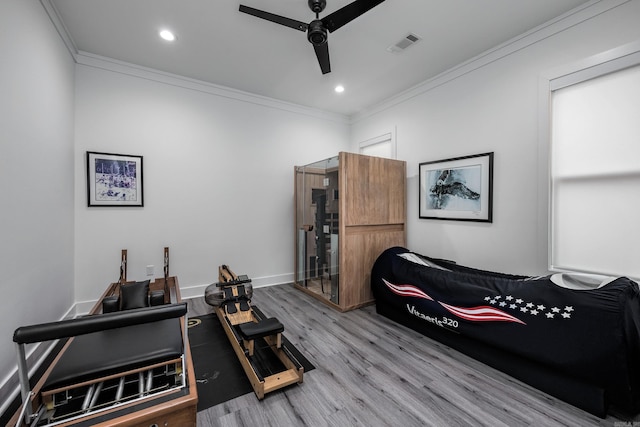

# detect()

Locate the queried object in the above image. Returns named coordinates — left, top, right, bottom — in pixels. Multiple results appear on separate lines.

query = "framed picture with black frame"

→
left=419, top=152, right=493, bottom=222
left=87, top=151, right=144, bottom=207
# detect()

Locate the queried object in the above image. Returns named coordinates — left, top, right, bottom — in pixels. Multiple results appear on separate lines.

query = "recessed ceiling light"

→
left=159, top=29, right=176, bottom=42
left=335, top=85, right=345, bottom=93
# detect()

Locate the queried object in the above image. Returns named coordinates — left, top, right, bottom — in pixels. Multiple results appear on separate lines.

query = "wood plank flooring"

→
left=187, top=284, right=637, bottom=426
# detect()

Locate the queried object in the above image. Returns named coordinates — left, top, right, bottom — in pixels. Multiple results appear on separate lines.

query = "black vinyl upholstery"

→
left=238, top=318, right=284, bottom=340
left=120, top=280, right=151, bottom=310
left=102, top=280, right=166, bottom=313
left=43, top=317, right=183, bottom=390
left=13, top=303, right=186, bottom=344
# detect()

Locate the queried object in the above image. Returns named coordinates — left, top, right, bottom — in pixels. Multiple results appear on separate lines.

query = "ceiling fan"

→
left=239, top=0, right=386, bottom=74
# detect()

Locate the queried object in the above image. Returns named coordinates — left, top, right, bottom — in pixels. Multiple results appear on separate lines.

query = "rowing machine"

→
left=204, top=266, right=304, bottom=399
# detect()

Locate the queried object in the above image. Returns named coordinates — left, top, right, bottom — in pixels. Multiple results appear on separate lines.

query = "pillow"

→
left=120, top=280, right=150, bottom=310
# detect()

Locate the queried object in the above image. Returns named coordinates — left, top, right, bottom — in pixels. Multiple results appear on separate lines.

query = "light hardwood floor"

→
left=187, top=284, right=637, bottom=427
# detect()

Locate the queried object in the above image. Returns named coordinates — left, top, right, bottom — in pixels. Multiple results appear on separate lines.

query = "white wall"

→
left=351, top=0, right=640, bottom=276
left=0, top=0, right=75, bottom=410
left=3, top=0, right=639, bottom=415
left=73, top=63, right=350, bottom=304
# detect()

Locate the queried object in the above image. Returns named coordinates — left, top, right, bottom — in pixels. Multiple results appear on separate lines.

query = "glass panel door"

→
left=295, top=156, right=339, bottom=303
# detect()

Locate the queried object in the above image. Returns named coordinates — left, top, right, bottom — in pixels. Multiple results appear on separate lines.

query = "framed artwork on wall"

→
left=419, top=152, right=493, bottom=222
left=87, top=151, right=144, bottom=207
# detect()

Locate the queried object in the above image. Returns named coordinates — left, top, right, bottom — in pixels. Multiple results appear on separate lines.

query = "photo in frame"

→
left=419, top=152, right=493, bottom=222
left=87, top=151, right=143, bottom=207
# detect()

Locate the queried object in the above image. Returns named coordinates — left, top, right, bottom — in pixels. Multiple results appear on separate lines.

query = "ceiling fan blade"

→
left=322, top=0, right=386, bottom=33
left=313, top=42, right=331, bottom=74
left=239, top=5, right=308, bottom=32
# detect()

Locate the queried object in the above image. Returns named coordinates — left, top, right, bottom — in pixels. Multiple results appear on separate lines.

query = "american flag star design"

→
left=382, top=279, right=526, bottom=325
left=485, top=293, right=574, bottom=320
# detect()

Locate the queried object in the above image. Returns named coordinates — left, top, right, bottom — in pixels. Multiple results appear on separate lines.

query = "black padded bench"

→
left=238, top=318, right=284, bottom=356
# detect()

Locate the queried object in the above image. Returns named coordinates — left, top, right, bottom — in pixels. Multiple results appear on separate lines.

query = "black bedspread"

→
left=371, top=246, right=640, bottom=417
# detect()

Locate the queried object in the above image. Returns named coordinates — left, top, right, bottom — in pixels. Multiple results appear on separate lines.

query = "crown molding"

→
left=74, top=52, right=350, bottom=124
left=350, top=0, right=630, bottom=123
left=40, top=0, right=78, bottom=59
left=40, top=0, right=629, bottom=125
left=39, top=1, right=349, bottom=125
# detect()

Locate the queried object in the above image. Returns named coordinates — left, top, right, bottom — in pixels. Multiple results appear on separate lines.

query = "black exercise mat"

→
left=187, top=307, right=314, bottom=412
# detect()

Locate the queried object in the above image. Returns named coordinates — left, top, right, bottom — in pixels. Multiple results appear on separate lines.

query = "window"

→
left=544, top=42, right=640, bottom=279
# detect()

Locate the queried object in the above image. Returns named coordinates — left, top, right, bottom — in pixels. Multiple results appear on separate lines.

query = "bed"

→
left=371, top=246, right=640, bottom=417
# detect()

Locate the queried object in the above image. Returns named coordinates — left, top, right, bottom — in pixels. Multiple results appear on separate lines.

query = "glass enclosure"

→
left=295, top=156, right=339, bottom=304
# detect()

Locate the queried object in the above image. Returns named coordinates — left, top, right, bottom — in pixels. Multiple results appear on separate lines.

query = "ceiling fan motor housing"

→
left=308, top=0, right=327, bottom=14
left=239, top=0, right=388, bottom=74
left=307, top=20, right=328, bottom=45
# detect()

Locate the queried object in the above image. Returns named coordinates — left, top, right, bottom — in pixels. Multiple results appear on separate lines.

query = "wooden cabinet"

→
left=295, top=152, right=406, bottom=311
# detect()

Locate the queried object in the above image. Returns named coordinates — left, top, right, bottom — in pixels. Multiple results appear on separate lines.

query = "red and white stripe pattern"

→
left=382, top=278, right=525, bottom=325
left=382, top=278, right=433, bottom=301
left=439, top=302, right=526, bottom=325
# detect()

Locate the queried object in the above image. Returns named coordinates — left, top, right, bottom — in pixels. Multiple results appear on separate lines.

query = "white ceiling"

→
left=49, top=0, right=592, bottom=116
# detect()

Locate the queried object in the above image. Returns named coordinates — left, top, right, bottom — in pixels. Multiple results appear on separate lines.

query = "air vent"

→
left=387, top=33, right=421, bottom=54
